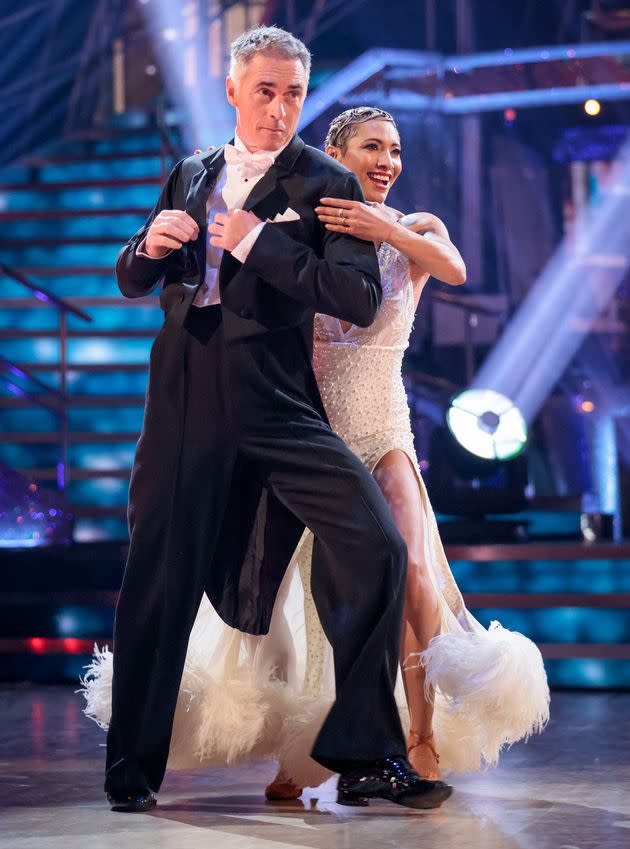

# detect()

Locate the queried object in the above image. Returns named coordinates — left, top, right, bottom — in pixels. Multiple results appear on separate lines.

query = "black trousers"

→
left=105, top=307, right=407, bottom=794
left=240, top=423, right=408, bottom=772
left=106, top=306, right=233, bottom=794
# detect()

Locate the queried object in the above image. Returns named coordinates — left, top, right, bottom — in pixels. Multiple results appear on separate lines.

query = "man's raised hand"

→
left=144, top=210, right=199, bottom=259
left=209, top=209, right=262, bottom=252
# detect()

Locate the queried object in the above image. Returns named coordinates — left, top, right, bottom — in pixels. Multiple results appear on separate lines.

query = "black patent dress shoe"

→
left=107, top=789, right=157, bottom=812
left=337, top=756, right=453, bottom=809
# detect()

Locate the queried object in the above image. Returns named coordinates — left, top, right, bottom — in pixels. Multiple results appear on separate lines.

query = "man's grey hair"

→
left=229, top=25, right=311, bottom=79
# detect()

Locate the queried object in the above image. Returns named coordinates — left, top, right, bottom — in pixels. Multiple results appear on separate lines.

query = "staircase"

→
left=0, top=130, right=176, bottom=541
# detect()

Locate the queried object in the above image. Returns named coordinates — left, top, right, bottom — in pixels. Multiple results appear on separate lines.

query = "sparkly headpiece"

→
left=325, top=107, right=397, bottom=151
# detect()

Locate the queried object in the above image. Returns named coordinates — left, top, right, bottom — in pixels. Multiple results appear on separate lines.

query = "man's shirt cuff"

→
left=231, top=222, right=266, bottom=263
left=136, top=237, right=173, bottom=259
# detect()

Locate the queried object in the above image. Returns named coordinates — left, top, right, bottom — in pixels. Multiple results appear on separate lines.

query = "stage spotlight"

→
left=426, top=422, right=529, bottom=527
left=504, top=107, right=517, bottom=123
left=446, top=389, right=528, bottom=461
left=139, top=5, right=234, bottom=147
left=470, top=137, right=630, bottom=426
left=584, top=98, right=601, bottom=116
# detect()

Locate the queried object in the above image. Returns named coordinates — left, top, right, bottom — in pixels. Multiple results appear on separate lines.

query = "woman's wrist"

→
left=382, top=219, right=403, bottom=246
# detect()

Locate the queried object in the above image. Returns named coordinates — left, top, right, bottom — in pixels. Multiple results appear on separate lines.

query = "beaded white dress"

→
left=82, top=241, right=549, bottom=786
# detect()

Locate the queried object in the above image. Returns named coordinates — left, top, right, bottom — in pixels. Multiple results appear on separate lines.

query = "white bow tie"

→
left=224, top=143, right=275, bottom=179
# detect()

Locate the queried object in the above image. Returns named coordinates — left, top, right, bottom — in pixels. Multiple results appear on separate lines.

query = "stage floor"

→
left=1, top=686, right=628, bottom=849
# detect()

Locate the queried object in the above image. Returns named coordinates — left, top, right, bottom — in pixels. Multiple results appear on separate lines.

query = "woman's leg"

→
left=373, top=450, right=442, bottom=779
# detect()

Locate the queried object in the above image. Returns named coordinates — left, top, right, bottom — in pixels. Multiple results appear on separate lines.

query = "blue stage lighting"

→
left=140, top=3, right=233, bottom=148
left=470, top=140, right=630, bottom=427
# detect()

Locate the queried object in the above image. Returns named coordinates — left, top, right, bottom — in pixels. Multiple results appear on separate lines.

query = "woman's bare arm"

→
left=386, top=212, right=466, bottom=286
left=316, top=199, right=465, bottom=287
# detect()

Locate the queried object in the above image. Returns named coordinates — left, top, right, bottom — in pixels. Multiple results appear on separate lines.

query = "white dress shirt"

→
left=193, top=133, right=283, bottom=306
left=137, top=133, right=287, bottom=308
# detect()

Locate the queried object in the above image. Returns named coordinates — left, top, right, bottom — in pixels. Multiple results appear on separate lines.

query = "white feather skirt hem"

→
left=80, top=645, right=298, bottom=770
left=80, top=615, right=549, bottom=782
left=418, top=620, right=550, bottom=773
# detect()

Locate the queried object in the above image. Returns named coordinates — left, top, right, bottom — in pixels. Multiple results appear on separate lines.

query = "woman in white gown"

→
left=82, top=108, right=549, bottom=798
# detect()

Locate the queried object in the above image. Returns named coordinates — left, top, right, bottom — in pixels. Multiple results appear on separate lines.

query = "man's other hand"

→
left=145, top=210, right=199, bottom=258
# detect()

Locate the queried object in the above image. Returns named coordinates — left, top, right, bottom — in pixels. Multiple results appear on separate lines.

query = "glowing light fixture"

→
left=140, top=4, right=234, bottom=147
left=447, top=389, right=528, bottom=460
left=584, top=98, right=601, bottom=116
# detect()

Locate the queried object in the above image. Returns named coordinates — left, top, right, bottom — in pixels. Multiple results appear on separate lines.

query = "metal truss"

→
left=299, top=39, right=630, bottom=128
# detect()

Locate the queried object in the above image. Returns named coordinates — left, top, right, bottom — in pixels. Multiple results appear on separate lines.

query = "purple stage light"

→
left=0, top=464, right=73, bottom=547
left=6, top=382, right=26, bottom=398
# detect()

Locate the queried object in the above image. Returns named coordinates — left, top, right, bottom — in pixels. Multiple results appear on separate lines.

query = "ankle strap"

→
left=408, top=730, right=440, bottom=762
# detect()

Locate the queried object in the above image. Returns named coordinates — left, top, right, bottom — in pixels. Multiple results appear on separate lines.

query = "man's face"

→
left=226, top=52, right=308, bottom=152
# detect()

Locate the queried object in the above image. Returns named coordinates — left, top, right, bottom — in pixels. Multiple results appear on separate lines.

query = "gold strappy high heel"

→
left=406, top=730, right=442, bottom=782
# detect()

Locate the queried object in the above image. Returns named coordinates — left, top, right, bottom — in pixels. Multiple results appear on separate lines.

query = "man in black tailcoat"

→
left=105, top=25, right=452, bottom=812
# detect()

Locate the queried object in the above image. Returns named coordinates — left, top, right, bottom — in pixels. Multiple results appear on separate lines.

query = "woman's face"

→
left=328, top=118, right=402, bottom=202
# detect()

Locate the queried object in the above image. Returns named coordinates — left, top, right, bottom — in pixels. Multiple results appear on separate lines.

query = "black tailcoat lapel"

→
left=166, top=146, right=226, bottom=327
left=242, top=134, right=304, bottom=217
left=219, top=135, right=306, bottom=290
left=186, top=145, right=227, bottom=271
left=181, top=136, right=305, bottom=292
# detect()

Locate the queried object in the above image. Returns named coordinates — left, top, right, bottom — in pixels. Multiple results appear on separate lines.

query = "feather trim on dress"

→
left=417, top=620, right=550, bottom=773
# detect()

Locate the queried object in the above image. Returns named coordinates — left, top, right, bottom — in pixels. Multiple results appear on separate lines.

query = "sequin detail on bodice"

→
left=313, top=242, right=416, bottom=466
